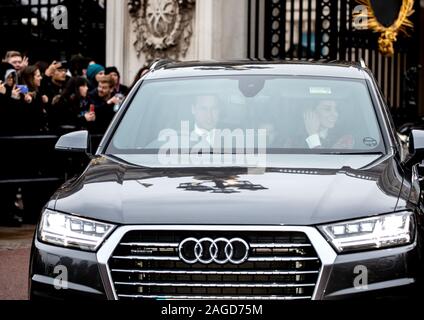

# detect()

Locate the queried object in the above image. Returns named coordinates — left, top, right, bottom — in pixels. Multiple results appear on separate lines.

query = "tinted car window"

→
left=106, top=75, right=384, bottom=155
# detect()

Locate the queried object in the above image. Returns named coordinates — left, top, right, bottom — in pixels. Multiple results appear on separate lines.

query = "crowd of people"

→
left=0, top=51, right=149, bottom=136
left=0, top=51, right=151, bottom=226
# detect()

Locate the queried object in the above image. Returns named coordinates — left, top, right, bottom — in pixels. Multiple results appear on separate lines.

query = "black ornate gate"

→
left=0, top=0, right=107, bottom=63
left=248, top=0, right=421, bottom=120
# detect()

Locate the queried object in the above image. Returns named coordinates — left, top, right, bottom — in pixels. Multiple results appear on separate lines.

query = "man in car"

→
left=190, top=95, right=221, bottom=148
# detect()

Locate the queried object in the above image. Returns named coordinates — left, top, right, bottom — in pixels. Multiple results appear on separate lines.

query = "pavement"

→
left=0, top=225, right=35, bottom=300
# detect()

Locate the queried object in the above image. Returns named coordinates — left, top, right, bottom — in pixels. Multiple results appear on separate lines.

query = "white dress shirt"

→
left=305, top=129, right=329, bottom=149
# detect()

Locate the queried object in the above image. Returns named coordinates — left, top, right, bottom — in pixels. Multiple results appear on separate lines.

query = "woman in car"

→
left=303, top=99, right=354, bottom=149
left=285, top=99, right=354, bottom=150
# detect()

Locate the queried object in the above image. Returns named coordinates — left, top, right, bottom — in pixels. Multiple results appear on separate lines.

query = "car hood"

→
left=53, top=154, right=406, bottom=226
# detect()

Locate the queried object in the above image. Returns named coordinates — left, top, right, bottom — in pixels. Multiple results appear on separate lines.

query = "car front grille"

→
left=108, top=230, right=321, bottom=300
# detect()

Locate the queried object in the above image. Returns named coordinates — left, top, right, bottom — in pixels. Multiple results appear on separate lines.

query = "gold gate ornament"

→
left=355, top=0, right=415, bottom=56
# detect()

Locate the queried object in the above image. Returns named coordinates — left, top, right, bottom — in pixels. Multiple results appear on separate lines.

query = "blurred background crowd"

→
left=0, top=50, right=150, bottom=226
left=0, top=50, right=149, bottom=136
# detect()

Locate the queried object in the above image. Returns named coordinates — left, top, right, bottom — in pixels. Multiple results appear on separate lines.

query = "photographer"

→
left=41, top=60, right=70, bottom=107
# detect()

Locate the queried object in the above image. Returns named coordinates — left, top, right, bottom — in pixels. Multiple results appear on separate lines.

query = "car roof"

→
left=145, top=60, right=368, bottom=80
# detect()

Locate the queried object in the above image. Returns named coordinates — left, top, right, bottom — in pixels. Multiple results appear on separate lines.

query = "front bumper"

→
left=29, top=225, right=421, bottom=300
left=29, top=239, right=107, bottom=300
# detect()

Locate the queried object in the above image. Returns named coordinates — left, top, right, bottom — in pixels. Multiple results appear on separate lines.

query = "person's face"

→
left=97, top=82, right=112, bottom=98
left=109, top=72, right=119, bottom=85
left=192, top=96, right=220, bottom=131
left=53, top=68, right=67, bottom=82
left=316, top=100, right=338, bottom=129
left=8, top=56, right=23, bottom=71
left=33, top=69, right=42, bottom=87
left=95, top=71, right=105, bottom=83
left=6, top=74, right=15, bottom=87
left=79, top=84, right=88, bottom=98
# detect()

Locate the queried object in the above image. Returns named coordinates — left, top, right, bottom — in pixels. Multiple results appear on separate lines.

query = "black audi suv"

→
left=29, top=60, right=424, bottom=300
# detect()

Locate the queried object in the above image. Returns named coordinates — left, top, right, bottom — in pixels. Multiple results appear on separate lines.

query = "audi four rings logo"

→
left=178, top=237, right=250, bottom=265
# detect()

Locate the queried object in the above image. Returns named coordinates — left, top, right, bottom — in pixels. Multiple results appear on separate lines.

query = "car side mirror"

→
left=55, top=130, right=91, bottom=155
left=407, top=130, right=424, bottom=165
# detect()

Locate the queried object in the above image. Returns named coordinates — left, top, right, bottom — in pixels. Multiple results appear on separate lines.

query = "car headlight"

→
left=318, top=211, right=415, bottom=253
left=38, top=209, right=116, bottom=251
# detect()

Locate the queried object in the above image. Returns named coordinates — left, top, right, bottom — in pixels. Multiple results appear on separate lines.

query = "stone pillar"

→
left=106, top=0, right=249, bottom=86
left=194, top=0, right=249, bottom=60
left=106, top=0, right=127, bottom=82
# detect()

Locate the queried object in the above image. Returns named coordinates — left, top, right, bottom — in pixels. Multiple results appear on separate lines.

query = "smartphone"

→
left=89, top=104, right=95, bottom=113
left=16, top=85, right=29, bottom=94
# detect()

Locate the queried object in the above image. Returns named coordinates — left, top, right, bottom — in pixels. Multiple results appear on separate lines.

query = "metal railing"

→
left=0, top=133, right=102, bottom=223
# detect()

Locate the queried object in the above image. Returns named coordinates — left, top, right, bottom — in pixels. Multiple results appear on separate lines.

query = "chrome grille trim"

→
left=111, top=256, right=180, bottom=261
left=250, top=243, right=312, bottom=248
left=117, top=294, right=312, bottom=300
left=119, top=242, right=312, bottom=249
left=114, top=282, right=316, bottom=288
left=111, top=255, right=319, bottom=262
left=248, top=257, right=319, bottom=262
left=120, top=242, right=179, bottom=247
left=97, top=225, right=337, bottom=301
left=111, top=269, right=319, bottom=275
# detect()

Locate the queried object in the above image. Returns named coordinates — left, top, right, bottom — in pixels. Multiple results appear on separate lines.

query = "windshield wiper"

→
left=317, top=151, right=384, bottom=155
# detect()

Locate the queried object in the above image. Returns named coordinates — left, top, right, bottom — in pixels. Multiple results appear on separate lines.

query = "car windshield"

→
left=106, top=75, right=385, bottom=164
